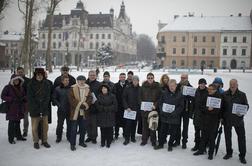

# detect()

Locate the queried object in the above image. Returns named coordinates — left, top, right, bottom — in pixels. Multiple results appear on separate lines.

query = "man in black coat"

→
left=155, top=79, right=184, bottom=151
left=85, top=70, right=100, bottom=144
left=175, top=73, right=194, bottom=149
left=222, top=79, right=249, bottom=164
left=16, top=67, right=31, bottom=137
left=192, top=78, right=208, bottom=151
left=122, top=75, right=141, bottom=145
left=114, top=73, right=128, bottom=139
left=53, top=66, right=76, bottom=90
left=52, top=75, right=71, bottom=143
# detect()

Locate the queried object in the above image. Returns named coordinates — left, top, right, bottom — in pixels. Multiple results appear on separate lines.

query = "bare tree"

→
left=137, top=34, right=156, bottom=61
left=18, top=0, right=38, bottom=74
left=45, top=0, right=62, bottom=73
left=0, top=0, right=10, bottom=20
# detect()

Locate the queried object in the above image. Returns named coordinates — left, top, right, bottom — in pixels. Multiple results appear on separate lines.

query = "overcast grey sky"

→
left=1, top=0, right=252, bottom=42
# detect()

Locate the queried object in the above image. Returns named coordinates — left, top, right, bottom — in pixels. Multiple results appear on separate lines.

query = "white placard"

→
left=141, top=102, right=154, bottom=111
left=123, top=110, right=137, bottom=120
left=206, top=97, right=222, bottom=109
left=182, top=86, right=196, bottom=97
left=232, top=103, right=248, bottom=115
left=162, top=103, right=175, bottom=113
left=91, top=92, right=97, bottom=104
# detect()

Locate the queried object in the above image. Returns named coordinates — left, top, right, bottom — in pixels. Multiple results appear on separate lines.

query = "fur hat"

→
left=34, top=68, right=45, bottom=78
left=10, top=74, right=24, bottom=86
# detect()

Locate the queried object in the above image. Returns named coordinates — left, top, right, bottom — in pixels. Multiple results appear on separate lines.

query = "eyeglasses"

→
left=147, top=77, right=154, bottom=80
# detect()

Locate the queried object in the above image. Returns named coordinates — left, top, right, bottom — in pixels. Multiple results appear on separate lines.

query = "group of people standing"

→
left=0, top=66, right=249, bottom=164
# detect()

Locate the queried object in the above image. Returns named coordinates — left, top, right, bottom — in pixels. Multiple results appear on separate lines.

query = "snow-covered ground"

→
left=0, top=69, right=251, bottom=166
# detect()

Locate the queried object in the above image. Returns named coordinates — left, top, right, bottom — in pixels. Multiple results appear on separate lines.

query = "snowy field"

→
left=0, top=68, right=251, bottom=166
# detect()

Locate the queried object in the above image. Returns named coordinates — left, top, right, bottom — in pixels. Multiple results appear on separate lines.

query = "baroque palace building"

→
left=37, top=1, right=137, bottom=66
left=157, top=12, right=252, bottom=69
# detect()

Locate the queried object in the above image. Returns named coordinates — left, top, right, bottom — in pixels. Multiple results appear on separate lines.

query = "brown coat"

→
left=68, top=84, right=92, bottom=120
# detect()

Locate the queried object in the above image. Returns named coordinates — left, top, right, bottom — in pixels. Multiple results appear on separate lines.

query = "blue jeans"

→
left=70, top=116, right=86, bottom=146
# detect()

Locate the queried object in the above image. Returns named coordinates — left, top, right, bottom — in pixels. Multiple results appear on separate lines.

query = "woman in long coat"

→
left=1, top=75, right=27, bottom=144
left=96, top=84, right=117, bottom=148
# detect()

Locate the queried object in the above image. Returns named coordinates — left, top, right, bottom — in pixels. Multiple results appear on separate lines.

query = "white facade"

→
left=220, top=32, right=251, bottom=69
left=37, top=1, right=137, bottom=66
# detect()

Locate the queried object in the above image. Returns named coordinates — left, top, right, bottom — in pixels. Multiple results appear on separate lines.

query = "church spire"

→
left=118, top=1, right=126, bottom=19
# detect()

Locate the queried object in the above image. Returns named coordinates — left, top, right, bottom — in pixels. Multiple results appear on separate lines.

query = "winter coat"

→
left=201, top=92, right=222, bottom=130
left=68, top=84, right=93, bottom=120
left=46, top=79, right=53, bottom=123
left=86, top=79, right=100, bottom=114
left=177, top=82, right=194, bottom=117
left=193, top=87, right=208, bottom=127
left=53, top=74, right=76, bottom=90
left=140, top=81, right=161, bottom=115
left=96, top=93, right=117, bottom=127
left=52, top=84, right=71, bottom=113
left=123, top=84, right=141, bottom=112
left=159, top=89, right=184, bottom=124
left=114, top=81, right=129, bottom=126
left=1, top=76, right=26, bottom=121
left=27, top=78, right=51, bottom=117
left=222, top=89, right=249, bottom=127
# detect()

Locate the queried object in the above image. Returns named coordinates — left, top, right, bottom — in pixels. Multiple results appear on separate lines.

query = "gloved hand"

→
left=80, top=104, right=86, bottom=110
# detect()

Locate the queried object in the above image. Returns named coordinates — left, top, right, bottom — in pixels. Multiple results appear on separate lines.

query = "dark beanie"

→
left=103, top=71, right=110, bottom=76
left=198, top=78, right=207, bottom=84
left=77, top=75, right=86, bottom=81
left=127, top=71, right=134, bottom=75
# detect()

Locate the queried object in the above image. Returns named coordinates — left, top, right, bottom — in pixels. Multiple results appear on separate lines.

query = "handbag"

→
left=0, top=101, right=8, bottom=113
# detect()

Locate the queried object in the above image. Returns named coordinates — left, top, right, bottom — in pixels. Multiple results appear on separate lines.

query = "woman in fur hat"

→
left=1, top=75, right=27, bottom=144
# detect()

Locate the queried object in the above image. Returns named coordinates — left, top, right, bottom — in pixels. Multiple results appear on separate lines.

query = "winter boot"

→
left=123, top=140, right=130, bottom=145
left=223, top=154, right=232, bottom=160
left=239, top=157, right=247, bottom=164
left=154, top=144, right=164, bottom=150
left=193, top=150, right=204, bottom=156
left=191, top=143, right=199, bottom=151
left=79, top=142, right=87, bottom=148
left=34, top=143, right=40, bottom=149
left=42, top=142, right=51, bottom=148
left=168, top=146, right=173, bottom=152
left=70, top=145, right=76, bottom=151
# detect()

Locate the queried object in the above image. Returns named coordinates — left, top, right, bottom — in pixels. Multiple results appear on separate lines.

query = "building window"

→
left=42, top=33, right=45, bottom=39
left=233, top=37, right=237, bottom=43
left=211, top=49, right=215, bottom=55
left=108, top=43, right=111, bottom=47
left=102, top=34, right=105, bottom=39
left=211, top=36, right=215, bottom=42
left=90, top=42, right=93, bottom=49
left=181, top=60, right=185, bottom=66
left=194, top=36, right=197, bottom=42
left=222, top=60, right=227, bottom=69
left=182, top=36, right=185, bottom=42
left=242, top=49, right=246, bottom=56
left=161, top=36, right=165, bottom=43
left=202, top=36, right=206, bottom=42
left=202, top=48, right=206, bottom=55
left=173, top=36, right=176, bottom=42
left=243, top=37, right=247, bottom=43
left=42, top=42, right=45, bottom=48
left=58, top=42, right=61, bottom=48
left=232, top=49, right=236, bottom=55
left=181, top=48, right=185, bottom=54
left=173, top=48, right=176, bottom=54
left=193, top=48, right=197, bottom=55
left=65, top=42, right=69, bottom=48
left=96, top=34, right=99, bottom=39
left=108, top=34, right=111, bottom=39
left=73, top=41, right=77, bottom=48
left=193, top=60, right=197, bottom=67
left=90, top=34, right=93, bottom=39
left=224, top=36, right=228, bottom=43
left=53, top=33, right=56, bottom=39
left=58, top=33, right=61, bottom=39
left=95, top=42, right=99, bottom=49
left=53, top=42, right=56, bottom=49
left=161, top=47, right=165, bottom=52
left=223, top=49, right=227, bottom=55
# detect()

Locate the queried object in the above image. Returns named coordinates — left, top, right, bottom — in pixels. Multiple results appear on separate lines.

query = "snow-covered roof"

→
left=160, top=16, right=252, bottom=32
left=0, top=34, right=23, bottom=41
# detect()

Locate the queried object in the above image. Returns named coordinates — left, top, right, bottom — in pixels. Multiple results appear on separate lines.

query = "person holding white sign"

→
left=122, top=75, right=141, bottom=145
left=222, top=79, right=249, bottom=164
left=194, top=84, right=222, bottom=160
left=154, top=79, right=184, bottom=152
left=140, top=73, right=161, bottom=147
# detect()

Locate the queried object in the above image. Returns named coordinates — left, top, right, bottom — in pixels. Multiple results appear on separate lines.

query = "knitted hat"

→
left=103, top=71, right=110, bottom=76
left=198, top=78, right=207, bottom=85
left=77, top=75, right=86, bottom=81
left=213, top=77, right=223, bottom=85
